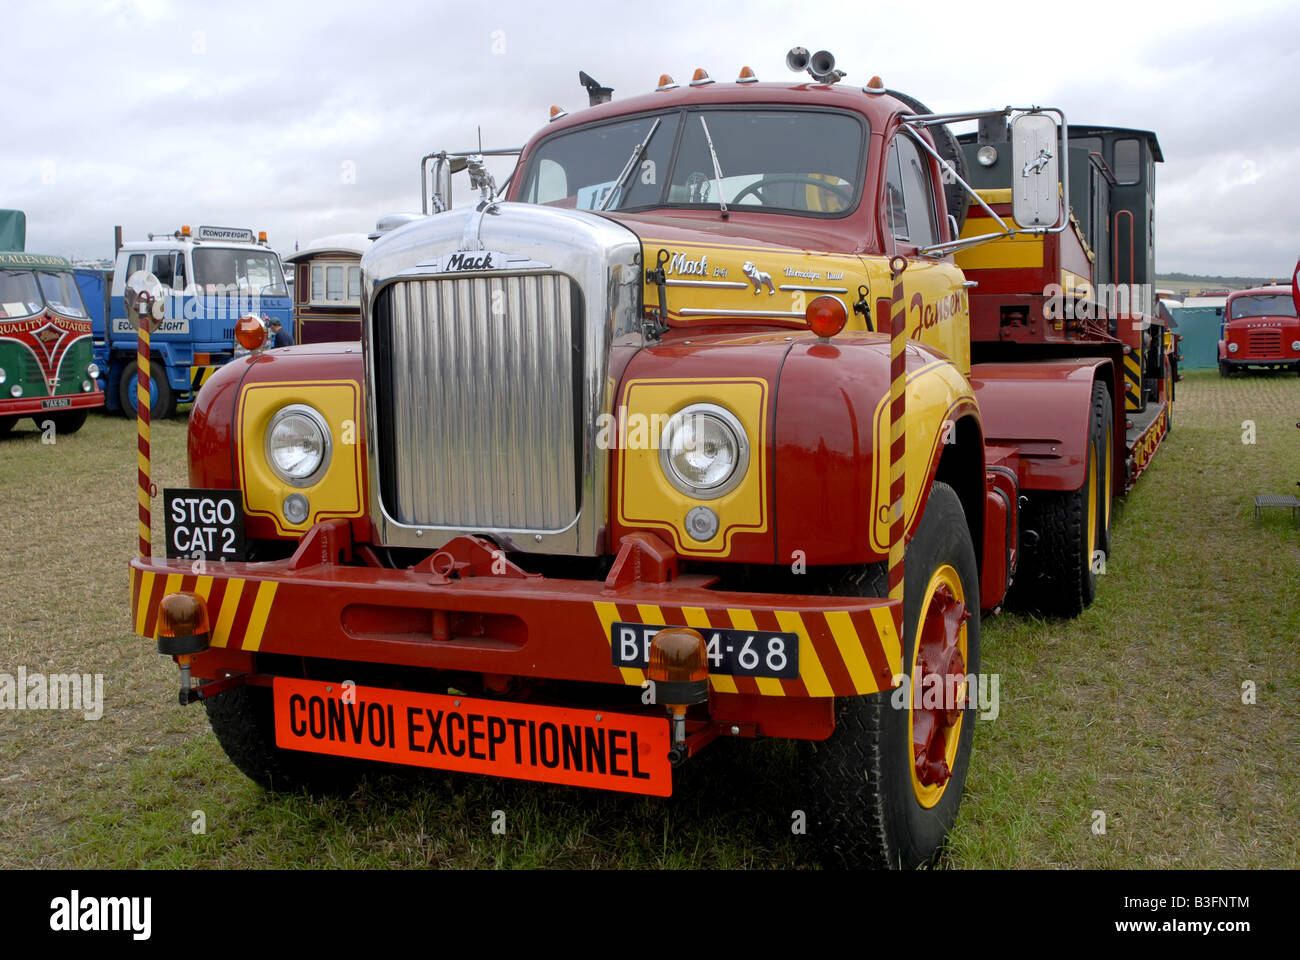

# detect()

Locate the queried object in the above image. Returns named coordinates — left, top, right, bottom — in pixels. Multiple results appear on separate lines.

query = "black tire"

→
left=42, top=409, right=88, bottom=436
left=0, top=415, right=16, bottom=435
left=1218, top=360, right=1231, bottom=377
left=204, top=683, right=367, bottom=795
left=801, top=482, right=981, bottom=869
left=1009, top=399, right=1102, bottom=618
left=118, top=359, right=177, bottom=420
left=885, top=90, right=970, bottom=234
left=1092, top=381, right=1114, bottom=558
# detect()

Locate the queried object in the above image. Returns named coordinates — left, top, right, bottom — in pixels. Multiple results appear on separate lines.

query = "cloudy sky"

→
left=4, top=0, right=1298, bottom=278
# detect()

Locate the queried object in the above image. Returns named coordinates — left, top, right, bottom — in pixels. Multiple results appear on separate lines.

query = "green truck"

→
left=0, top=210, right=105, bottom=435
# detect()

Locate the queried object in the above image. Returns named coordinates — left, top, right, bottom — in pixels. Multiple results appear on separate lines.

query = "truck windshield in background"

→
left=0, top=269, right=90, bottom=319
left=519, top=108, right=865, bottom=216
left=193, top=248, right=287, bottom=297
left=1230, top=294, right=1296, bottom=319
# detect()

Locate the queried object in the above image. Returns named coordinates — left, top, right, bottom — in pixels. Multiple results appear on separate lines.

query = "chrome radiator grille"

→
left=1247, top=330, right=1281, bottom=355
left=372, top=274, right=583, bottom=532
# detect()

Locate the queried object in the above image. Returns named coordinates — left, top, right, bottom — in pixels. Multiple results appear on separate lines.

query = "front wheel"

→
left=118, top=360, right=177, bottom=420
left=40, top=409, right=88, bottom=435
left=802, top=482, right=981, bottom=868
left=1218, top=360, right=1232, bottom=377
left=0, top=415, right=17, bottom=435
left=204, top=683, right=367, bottom=794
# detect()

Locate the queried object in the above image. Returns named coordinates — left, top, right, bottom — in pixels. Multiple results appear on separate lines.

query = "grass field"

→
left=1, top=369, right=1297, bottom=869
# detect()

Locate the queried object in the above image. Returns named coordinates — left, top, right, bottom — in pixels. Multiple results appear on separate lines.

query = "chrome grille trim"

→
left=376, top=274, right=580, bottom=531
left=360, top=202, right=644, bottom=557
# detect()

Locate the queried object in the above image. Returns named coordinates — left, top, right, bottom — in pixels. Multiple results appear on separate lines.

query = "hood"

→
left=602, top=210, right=873, bottom=329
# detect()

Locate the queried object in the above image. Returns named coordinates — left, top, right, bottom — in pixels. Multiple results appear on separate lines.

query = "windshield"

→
left=519, top=107, right=866, bottom=217
left=1230, top=294, right=1296, bottom=319
left=0, top=269, right=88, bottom=319
left=37, top=271, right=89, bottom=318
left=193, top=248, right=287, bottom=296
left=0, top=270, right=42, bottom=319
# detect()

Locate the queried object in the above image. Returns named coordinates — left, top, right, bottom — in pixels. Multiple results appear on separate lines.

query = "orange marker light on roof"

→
left=689, top=68, right=714, bottom=86
left=864, top=75, right=886, bottom=93
left=656, top=74, right=678, bottom=91
left=807, top=295, right=848, bottom=339
left=737, top=65, right=758, bottom=83
left=180, top=224, right=191, bottom=237
left=258, top=230, right=267, bottom=243
left=549, top=104, right=568, bottom=121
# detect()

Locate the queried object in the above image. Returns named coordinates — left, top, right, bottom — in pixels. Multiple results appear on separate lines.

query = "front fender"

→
left=188, top=344, right=368, bottom=542
left=774, top=335, right=978, bottom=565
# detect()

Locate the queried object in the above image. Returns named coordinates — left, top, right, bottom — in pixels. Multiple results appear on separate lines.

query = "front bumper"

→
left=2, top=389, right=104, bottom=416
left=131, top=522, right=902, bottom=700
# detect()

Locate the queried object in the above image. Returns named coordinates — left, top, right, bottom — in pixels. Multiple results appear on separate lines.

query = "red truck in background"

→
left=1218, top=283, right=1300, bottom=375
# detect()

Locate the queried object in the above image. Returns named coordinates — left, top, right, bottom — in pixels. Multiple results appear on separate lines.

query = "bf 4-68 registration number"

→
left=611, top=622, right=799, bottom=679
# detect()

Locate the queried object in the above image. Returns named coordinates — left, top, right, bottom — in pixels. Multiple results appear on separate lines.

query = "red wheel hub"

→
left=911, top=582, right=969, bottom=787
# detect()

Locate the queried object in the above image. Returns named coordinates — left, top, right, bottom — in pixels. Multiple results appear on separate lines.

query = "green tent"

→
left=0, top=209, right=25, bottom=251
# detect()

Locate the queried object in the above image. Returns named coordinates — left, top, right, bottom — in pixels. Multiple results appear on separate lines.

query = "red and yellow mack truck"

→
left=129, top=51, right=1174, bottom=868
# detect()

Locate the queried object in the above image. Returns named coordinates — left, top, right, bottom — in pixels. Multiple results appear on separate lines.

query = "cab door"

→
left=882, top=133, right=970, bottom=374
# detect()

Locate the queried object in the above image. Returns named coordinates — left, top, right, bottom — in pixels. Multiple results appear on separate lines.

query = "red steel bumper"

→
left=130, top=523, right=902, bottom=701
left=3, top=390, right=104, bottom=416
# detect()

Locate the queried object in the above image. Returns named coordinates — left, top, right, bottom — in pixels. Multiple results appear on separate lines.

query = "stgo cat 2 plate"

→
left=163, top=488, right=245, bottom=561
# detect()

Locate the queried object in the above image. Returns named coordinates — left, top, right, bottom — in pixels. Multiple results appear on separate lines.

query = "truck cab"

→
left=1217, top=285, right=1300, bottom=375
left=99, top=225, right=291, bottom=417
left=0, top=251, right=105, bottom=435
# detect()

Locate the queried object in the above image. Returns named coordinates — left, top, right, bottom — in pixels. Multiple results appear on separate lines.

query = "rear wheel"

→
left=1093, top=381, right=1114, bottom=557
left=1009, top=383, right=1104, bottom=618
left=0, top=415, right=16, bottom=435
left=801, top=482, right=980, bottom=868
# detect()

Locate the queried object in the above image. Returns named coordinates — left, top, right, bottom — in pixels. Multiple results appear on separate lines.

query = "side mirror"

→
left=427, top=154, right=470, bottom=213
left=124, top=270, right=165, bottom=329
left=1215, top=306, right=1223, bottom=317
left=1009, top=113, right=1061, bottom=229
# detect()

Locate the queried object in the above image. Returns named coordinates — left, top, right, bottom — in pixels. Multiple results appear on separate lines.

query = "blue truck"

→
left=95, top=224, right=291, bottom=417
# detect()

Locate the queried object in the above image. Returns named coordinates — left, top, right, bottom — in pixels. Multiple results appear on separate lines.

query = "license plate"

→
left=41, top=397, right=71, bottom=409
left=273, top=678, right=672, bottom=796
left=163, top=488, right=246, bottom=561
left=611, top=621, right=799, bottom=680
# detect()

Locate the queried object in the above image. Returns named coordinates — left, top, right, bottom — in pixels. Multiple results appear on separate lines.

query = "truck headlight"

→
left=659, top=403, right=749, bottom=499
left=9, top=384, right=21, bottom=397
left=87, top=362, right=100, bottom=379
left=1228, top=342, right=1239, bottom=353
left=1291, top=340, right=1300, bottom=352
left=265, top=403, right=332, bottom=486
left=0, top=367, right=6, bottom=384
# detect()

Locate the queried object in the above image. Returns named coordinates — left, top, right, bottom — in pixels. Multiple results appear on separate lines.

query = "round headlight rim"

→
left=264, top=402, right=333, bottom=488
left=658, top=402, right=750, bottom=501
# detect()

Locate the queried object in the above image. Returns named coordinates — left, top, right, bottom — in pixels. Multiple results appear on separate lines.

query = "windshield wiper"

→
left=600, top=117, right=662, bottom=212
left=697, top=115, right=728, bottom=219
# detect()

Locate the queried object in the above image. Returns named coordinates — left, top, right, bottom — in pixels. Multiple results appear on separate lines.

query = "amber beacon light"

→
left=157, top=592, right=212, bottom=704
left=647, top=626, right=709, bottom=760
